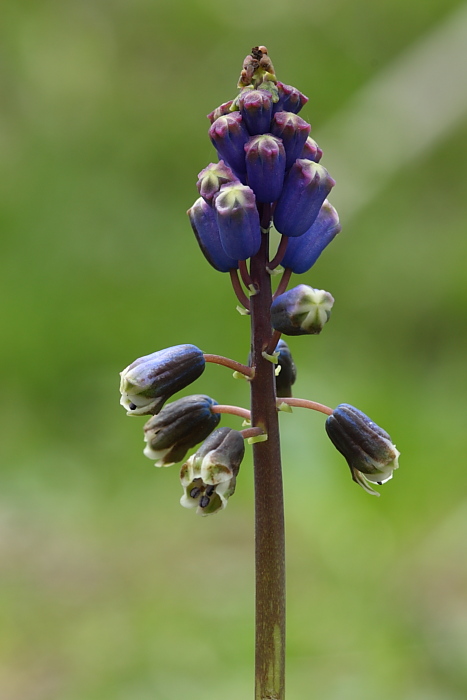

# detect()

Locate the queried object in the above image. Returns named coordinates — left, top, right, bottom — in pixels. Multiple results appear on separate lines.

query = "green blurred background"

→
left=1, top=1, right=467, bottom=698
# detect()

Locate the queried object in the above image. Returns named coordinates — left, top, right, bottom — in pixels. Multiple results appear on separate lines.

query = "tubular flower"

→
left=325, top=404, right=400, bottom=496
left=187, top=197, right=239, bottom=272
left=180, top=427, right=245, bottom=516
left=281, top=200, right=341, bottom=274
left=301, top=136, right=323, bottom=163
left=208, top=112, right=249, bottom=180
left=244, top=134, right=286, bottom=203
left=120, top=345, right=205, bottom=416
left=238, top=88, right=273, bottom=135
left=273, top=81, right=308, bottom=114
left=214, top=183, right=261, bottom=260
left=271, top=285, right=334, bottom=335
left=274, top=160, right=335, bottom=237
left=196, top=161, right=239, bottom=203
left=270, top=112, right=311, bottom=170
left=143, top=395, right=221, bottom=467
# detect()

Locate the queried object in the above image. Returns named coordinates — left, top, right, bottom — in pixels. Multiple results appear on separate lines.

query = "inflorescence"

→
left=119, top=46, right=399, bottom=514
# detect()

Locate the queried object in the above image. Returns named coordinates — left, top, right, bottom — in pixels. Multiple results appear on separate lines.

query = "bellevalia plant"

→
left=119, top=46, right=400, bottom=700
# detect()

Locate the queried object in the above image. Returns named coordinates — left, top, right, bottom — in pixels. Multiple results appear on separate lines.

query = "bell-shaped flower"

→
left=271, top=284, right=334, bottom=335
left=271, top=112, right=310, bottom=170
left=273, top=81, right=308, bottom=114
left=196, top=161, right=238, bottom=203
left=274, top=339, right=297, bottom=397
left=281, top=200, right=341, bottom=273
left=325, top=404, right=400, bottom=496
left=273, top=159, right=335, bottom=237
left=187, top=197, right=239, bottom=272
left=214, top=183, right=261, bottom=260
left=143, top=394, right=221, bottom=467
left=209, top=112, right=249, bottom=180
left=180, top=427, right=245, bottom=516
left=244, top=134, right=286, bottom=203
left=301, top=136, right=323, bottom=163
left=120, top=345, right=205, bottom=416
left=238, top=88, right=273, bottom=135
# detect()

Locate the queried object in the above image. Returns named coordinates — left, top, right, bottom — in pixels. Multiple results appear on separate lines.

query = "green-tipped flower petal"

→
left=271, top=285, right=334, bottom=336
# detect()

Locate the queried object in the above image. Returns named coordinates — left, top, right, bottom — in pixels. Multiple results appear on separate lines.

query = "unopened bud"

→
left=281, top=200, right=341, bottom=274
left=214, top=183, right=261, bottom=260
left=244, top=134, right=286, bottom=203
left=274, top=339, right=297, bottom=397
left=187, top=197, right=239, bottom=272
left=209, top=112, right=249, bottom=180
left=271, top=285, right=334, bottom=335
left=196, top=161, right=238, bottom=203
left=238, top=89, right=273, bottom=135
left=273, top=81, right=308, bottom=115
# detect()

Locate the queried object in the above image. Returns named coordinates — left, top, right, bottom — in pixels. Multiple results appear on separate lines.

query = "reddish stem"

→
left=268, top=235, right=288, bottom=270
left=277, top=397, right=333, bottom=416
left=210, top=404, right=251, bottom=421
left=203, top=353, right=254, bottom=378
left=273, top=267, right=292, bottom=299
left=229, top=269, right=251, bottom=310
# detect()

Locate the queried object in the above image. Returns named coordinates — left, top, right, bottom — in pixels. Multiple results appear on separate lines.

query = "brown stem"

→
left=203, top=353, right=254, bottom=378
left=210, top=404, right=251, bottom=421
left=239, top=259, right=254, bottom=290
left=268, top=235, right=288, bottom=270
left=250, top=205, right=286, bottom=700
left=230, top=269, right=251, bottom=310
left=240, top=426, right=265, bottom=440
left=273, top=268, right=292, bottom=299
left=277, top=397, right=333, bottom=416
left=264, top=329, right=282, bottom=357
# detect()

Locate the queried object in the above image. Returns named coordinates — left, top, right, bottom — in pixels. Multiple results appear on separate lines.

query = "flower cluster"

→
left=119, top=47, right=400, bottom=512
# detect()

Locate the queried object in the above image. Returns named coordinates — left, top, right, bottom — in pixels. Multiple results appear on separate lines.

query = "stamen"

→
left=200, top=495, right=211, bottom=508
left=129, top=403, right=137, bottom=410
left=205, top=485, right=216, bottom=497
left=190, top=487, right=202, bottom=499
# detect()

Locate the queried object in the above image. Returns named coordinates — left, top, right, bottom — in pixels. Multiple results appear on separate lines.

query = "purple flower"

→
left=281, top=200, right=341, bottom=273
left=244, top=134, right=286, bottom=203
left=273, top=159, right=335, bottom=237
left=196, top=161, right=239, bottom=203
left=214, top=183, right=261, bottom=260
left=271, top=285, right=334, bottom=335
left=273, top=81, right=308, bottom=114
left=238, top=88, right=273, bottom=135
left=187, top=197, right=239, bottom=272
left=271, top=111, right=310, bottom=170
left=209, top=112, right=249, bottom=180
left=301, top=136, right=323, bottom=163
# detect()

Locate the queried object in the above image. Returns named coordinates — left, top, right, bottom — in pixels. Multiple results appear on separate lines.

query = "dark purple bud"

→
left=273, top=159, right=335, bottom=237
left=275, top=339, right=297, bottom=398
left=238, top=88, right=273, bottom=135
left=214, top=183, right=261, bottom=260
left=301, top=136, right=323, bottom=163
left=244, top=134, right=286, bottom=203
left=271, top=112, right=310, bottom=170
left=281, top=200, right=341, bottom=273
left=143, top=394, right=221, bottom=466
left=207, top=100, right=235, bottom=124
left=273, top=81, right=308, bottom=114
left=209, top=112, right=249, bottom=179
left=325, top=404, right=400, bottom=496
left=271, top=285, right=334, bottom=336
left=120, top=345, right=205, bottom=416
left=187, top=197, right=239, bottom=272
left=196, top=161, right=239, bottom=203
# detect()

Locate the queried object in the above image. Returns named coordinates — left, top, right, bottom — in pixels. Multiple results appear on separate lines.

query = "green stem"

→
left=249, top=209, right=286, bottom=700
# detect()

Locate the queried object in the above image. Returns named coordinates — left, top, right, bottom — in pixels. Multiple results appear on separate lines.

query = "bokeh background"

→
left=1, top=1, right=467, bottom=698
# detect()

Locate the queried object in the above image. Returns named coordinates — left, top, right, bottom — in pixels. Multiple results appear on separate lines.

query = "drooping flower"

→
left=270, top=112, right=310, bottom=170
left=214, top=183, right=261, bottom=260
left=143, top=394, right=220, bottom=467
left=281, top=200, right=341, bottom=274
left=325, top=404, right=400, bottom=496
left=244, top=134, right=286, bottom=203
left=180, top=427, right=245, bottom=516
left=187, top=197, right=239, bottom=272
left=120, top=345, right=205, bottom=416
left=274, top=339, right=297, bottom=397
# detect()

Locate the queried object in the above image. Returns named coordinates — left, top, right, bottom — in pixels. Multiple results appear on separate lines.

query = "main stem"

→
left=249, top=214, right=286, bottom=700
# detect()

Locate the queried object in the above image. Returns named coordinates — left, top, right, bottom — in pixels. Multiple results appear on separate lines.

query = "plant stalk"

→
left=249, top=216, right=286, bottom=700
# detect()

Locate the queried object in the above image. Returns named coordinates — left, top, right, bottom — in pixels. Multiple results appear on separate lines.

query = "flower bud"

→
left=238, top=88, right=273, bottom=135
left=143, top=394, right=221, bottom=467
left=196, top=161, right=238, bottom=203
left=209, top=112, right=249, bottom=180
left=207, top=100, right=235, bottom=124
left=273, top=81, right=308, bottom=115
left=273, top=160, right=335, bottom=237
left=281, top=200, right=341, bottom=274
left=187, top=197, right=239, bottom=272
left=271, top=111, right=310, bottom=170
left=244, top=134, right=286, bottom=203
left=301, top=136, right=323, bottom=163
left=325, top=404, right=400, bottom=496
left=214, top=183, right=261, bottom=260
left=271, top=284, right=334, bottom=335
left=180, top=427, right=245, bottom=516
left=275, top=339, right=297, bottom=397
left=120, top=345, right=205, bottom=416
